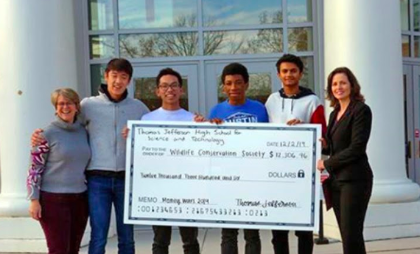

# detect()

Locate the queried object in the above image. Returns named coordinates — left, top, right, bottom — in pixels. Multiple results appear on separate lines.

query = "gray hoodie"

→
left=80, top=89, right=149, bottom=172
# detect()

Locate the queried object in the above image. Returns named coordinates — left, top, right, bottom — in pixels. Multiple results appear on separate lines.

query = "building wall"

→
left=0, top=0, right=420, bottom=251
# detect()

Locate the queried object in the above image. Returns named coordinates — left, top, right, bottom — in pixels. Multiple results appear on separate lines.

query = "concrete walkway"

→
left=78, top=228, right=420, bottom=254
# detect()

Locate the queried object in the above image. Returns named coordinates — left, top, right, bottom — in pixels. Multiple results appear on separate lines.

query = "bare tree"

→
left=119, top=36, right=138, bottom=57
left=246, top=11, right=283, bottom=53
left=288, top=27, right=310, bottom=52
left=204, top=31, right=225, bottom=55
left=119, top=14, right=227, bottom=57
left=116, top=8, right=312, bottom=58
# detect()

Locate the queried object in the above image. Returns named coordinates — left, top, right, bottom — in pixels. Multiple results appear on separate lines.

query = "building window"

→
left=119, top=0, right=198, bottom=29
left=86, top=0, right=317, bottom=106
left=401, top=0, right=420, bottom=59
left=120, top=33, right=199, bottom=58
left=89, top=0, right=114, bottom=31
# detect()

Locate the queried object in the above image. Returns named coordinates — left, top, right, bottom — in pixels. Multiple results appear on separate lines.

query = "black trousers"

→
left=331, top=179, right=372, bottom=254
left=221, top=228, right=261, bottom=254
left=271, top=230, right=313, bottom=254
left=152, top=226, right=200, bottom=254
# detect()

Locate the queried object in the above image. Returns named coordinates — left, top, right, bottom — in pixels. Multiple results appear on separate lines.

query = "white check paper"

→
left=124, top=122, right=321, bottom=231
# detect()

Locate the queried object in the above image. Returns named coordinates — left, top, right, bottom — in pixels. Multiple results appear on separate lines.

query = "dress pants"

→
left=271, top=230, right=313, bottom=254
left=331, top=179, right=372, bottom=254
left=152, top=226, right=200, bottom=254
left=221, top=228, right=261, bottom=254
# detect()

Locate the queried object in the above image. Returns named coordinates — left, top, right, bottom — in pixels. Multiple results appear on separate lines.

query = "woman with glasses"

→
left=27, top=88, right=91, bottom=254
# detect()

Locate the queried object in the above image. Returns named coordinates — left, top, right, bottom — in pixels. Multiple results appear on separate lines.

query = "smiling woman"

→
left=318, top=67, right=372, bottom=254
left=27, top=88, right=91, bottom=253
left=51, top=88, right=81, bottom=123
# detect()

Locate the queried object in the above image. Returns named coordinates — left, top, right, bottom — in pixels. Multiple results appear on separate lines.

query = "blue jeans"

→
left=87, top=175, right=134, bottom=254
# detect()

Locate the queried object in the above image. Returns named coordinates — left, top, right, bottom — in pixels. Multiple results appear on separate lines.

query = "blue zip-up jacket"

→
left=80, top=87, right=149, bottom=172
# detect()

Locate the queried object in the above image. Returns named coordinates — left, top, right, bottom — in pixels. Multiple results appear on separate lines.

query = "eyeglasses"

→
left=158, top=83, right=180, bottom=90
left=57, top=102, right=75, bottom=107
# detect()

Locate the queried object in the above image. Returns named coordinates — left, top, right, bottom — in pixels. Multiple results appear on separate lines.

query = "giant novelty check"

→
left=124, top=122, right=321, bottom=231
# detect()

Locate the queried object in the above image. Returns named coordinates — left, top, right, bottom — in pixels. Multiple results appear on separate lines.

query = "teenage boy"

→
left=265, top=54, right=326, bottom=254
left=208, top=62, right=268, bottom=254
left=32, top=58, right=150, bottom=254
left=140, top=68, right=200, bottom=254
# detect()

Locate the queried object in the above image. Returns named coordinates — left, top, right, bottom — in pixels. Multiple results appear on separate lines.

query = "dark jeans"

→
left=152, top=226, right=200, bottom=254
left=221, top=228, right=261, bottom=254
left=332, top=179, right=372, bottom=254
left=271, top=230, right=313, bottom=254
left=39, top=191, right=88, bottom=254
left=87, top=175, right=134, bottom=254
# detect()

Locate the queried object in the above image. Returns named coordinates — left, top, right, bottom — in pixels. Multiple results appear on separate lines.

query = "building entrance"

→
left=403, top=64, right=420, bottom=184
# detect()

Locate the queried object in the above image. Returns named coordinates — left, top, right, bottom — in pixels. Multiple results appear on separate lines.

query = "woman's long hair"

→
left=326, top=67, right=365, bottom=108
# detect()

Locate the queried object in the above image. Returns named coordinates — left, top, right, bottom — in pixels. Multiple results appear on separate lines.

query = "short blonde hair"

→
left=51, top=88, right=81, bottom=113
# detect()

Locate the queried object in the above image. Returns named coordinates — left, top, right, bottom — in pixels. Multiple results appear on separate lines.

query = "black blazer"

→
left=323, top=100, right=373, bottom=181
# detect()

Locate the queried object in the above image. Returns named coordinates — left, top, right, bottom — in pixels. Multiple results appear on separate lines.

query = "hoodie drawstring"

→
left=291, top=99, right=294, bottom=114
left=281, top=97, right=285, bottom=112
left=281, top=97, right=294, bottom=114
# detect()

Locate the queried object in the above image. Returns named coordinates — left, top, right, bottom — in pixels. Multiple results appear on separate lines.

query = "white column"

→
left=0, top=0, right=79, bottom=251
left=323, top=0, right=420, bottom=240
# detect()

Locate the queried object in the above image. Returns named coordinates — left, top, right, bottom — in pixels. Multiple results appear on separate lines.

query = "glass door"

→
left=130, top=64, right=199, bottom=113
left=403, top=64, right=420, bottom=184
